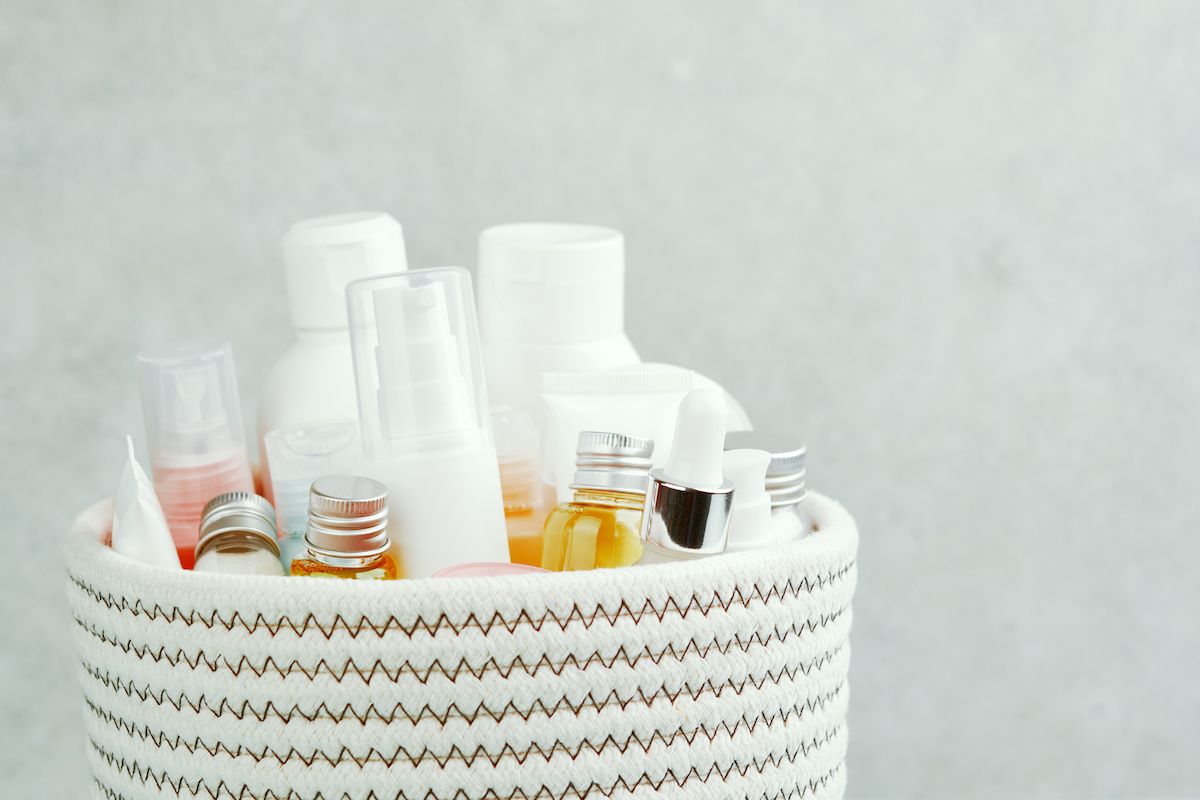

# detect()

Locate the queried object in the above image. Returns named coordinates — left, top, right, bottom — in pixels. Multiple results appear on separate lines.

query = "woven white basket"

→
left=65, top=492, right=857, bottom=800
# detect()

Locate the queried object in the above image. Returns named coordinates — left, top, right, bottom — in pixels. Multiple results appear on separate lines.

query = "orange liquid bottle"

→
left=290, top=475, right=401, bottom=581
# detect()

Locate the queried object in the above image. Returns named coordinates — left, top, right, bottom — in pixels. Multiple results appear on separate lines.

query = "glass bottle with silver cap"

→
left=540, top=431, right=654, bottom=571
left=724, top=431, right=811, bottom=542
left=290, top=475, right=401, bottom=580
left=193, top=492, right=285, bottom=576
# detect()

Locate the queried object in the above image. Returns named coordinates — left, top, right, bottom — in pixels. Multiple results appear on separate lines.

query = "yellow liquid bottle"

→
left=539, top=431, right=654, bottom=572
left=290, top=475, right=400, bottom=581
left=292, top=551, right=401, bottom=580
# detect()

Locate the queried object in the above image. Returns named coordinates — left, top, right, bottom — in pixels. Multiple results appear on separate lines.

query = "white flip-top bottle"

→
left=258, top=212, right=407, bottom=497
left=346, top=268, right=510, bottom=577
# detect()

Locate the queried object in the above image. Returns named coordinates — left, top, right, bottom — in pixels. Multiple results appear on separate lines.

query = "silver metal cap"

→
left=724, top=431, right=807, bottom=509
left=570, top=431, right=654, bottom=495
left=305, top=475, right=390, bottom=559
left=197, top=492, right=280, bottom=558
left=640, top=468, right=734, bottom=556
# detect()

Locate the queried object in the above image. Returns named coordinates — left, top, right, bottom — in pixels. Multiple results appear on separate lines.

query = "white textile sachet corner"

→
left=112, top=435, right=181, bottom=569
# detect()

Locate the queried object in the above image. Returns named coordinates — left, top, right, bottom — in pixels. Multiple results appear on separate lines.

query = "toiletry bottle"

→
left=492, top=407, right=546, bottom=566
left=111, top=436, right=181, bottom=569
left=291, top=475, right=399, bottom=580
left=477, top=223, right=640, bottom=419
left=138, top=339, right=254, bottom=568
left=541, top=431, right=653, bottom=571
left=638, top=390, right=734, bottom=565
left=262, top=419, right=360, bottom=569
left=725, top=431, right=812, bottom=541
left=721, top=449, right=773, bottom=552
left=194, top=492, right=285, bottom=576
left=258, top=212, right=407, bottom=501
left=347, top=267, right=509, bottom=578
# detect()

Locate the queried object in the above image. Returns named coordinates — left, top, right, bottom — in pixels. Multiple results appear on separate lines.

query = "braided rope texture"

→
left=65, top=493, right=858, bottom=799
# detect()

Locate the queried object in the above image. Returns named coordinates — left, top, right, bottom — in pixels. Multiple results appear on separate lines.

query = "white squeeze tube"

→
left=346, top=267, right=510, bottom=577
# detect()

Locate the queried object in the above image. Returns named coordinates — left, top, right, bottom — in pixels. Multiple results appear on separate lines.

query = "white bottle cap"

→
left=347, top=268, right=491, bottom=455
left=721, top=449, right=773, bottom=551
left=282, top=211, right=407, bottom=331
left=478, top=223, right=625, bottom=346
left=137, top=339, right=247, bottom=467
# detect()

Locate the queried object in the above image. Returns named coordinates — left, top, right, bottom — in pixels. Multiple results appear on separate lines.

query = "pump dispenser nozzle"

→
left=722, top=449, right=773, bottom=552
left=639, top=389, right=735, bottom=561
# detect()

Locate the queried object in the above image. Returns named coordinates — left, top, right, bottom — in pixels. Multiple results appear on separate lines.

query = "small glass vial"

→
left=193, top=492, right=285, bottom=576
left=492, top=407, right=546, bottom=567
left=540, top=431, right=653, bottom=572
left=725, top=431, right=812, bottom=541
left=290, top=475, right=400, bottom=580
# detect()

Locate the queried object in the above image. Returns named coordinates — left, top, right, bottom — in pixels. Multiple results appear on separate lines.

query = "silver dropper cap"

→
left=570, top=431, right=654, bottom=494
left=305, top=475, right=390, bottom=559
left=724, top=430, right=807, bottom=509
left=197, top=492, right=280, bottom=559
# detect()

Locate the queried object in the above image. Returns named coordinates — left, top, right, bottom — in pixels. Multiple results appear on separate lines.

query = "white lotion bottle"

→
left=638, top=389, right=735, bottom=565
left=258, top=212, right=407, bottom=498
left=477, top=223, right=640, bottom=418
left=347, top=267, right=510, bottom=578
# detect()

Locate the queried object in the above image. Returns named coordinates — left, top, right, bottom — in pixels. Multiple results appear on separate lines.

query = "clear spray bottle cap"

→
left=347, top=268, right=493, bottom=456
left=137, top=339, right=248, bottom=467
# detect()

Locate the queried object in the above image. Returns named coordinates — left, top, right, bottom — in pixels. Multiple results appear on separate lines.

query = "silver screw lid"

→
left=305, top=475, right=390, bottom=559
left=196, top=492, right=280, bottom=559
left=570, top=431, right=655, bottom=495
left=724, top=431, right=807, bottom=509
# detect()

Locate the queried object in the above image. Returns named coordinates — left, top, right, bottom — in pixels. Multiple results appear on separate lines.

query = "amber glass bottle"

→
left=290, top=475, right=401, bottom=580
left=540, top=431, right=653, bottom=572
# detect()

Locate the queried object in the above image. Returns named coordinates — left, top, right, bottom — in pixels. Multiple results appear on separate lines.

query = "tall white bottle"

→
left=477, top=223, right=641, bottom=418
left=257, top=212, right=407, bottom=496
left=347, top=267, right=510, bottom=577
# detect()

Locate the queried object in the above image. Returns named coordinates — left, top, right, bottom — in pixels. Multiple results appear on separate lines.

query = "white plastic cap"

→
left=722, top=449, right=773, bottom=551
left=478, top=223, right=625, bottom=346
left=137, top=339, right=247, bottom=465
left=282, top=211, right=408, bottom=331
left=263, top=419, right=360, bottom=536
left=347, top=268, right=491, bottom=455
left=663, top=388, right=728, bottom=489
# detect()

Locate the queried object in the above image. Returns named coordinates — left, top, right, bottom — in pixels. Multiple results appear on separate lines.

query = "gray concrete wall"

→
left=3, top=1, right=1198, bottom=796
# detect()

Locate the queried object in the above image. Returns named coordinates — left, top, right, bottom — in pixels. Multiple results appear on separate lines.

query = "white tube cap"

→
left=282, top=212, right=408, bottom=331
left=478, top=223, right=625, bottom=345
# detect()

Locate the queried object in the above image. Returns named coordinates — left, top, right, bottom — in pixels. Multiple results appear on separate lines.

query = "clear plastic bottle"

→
left=541, top=431, right=653, bottom=571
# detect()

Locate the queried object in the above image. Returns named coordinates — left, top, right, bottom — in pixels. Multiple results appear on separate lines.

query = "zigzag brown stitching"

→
left=67, top=560, right=854, bottom=639
left=74, top=604, right=849, bottom=686
left=79, top=644, right=847, bottom=726
left=89, top=728, right=844, bottom=799
left=86, top=692, right=846, bottom=769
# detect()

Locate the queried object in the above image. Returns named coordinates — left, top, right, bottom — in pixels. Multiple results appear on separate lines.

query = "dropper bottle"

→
left=638, top=389, right=734, bottom=564
left=137, top=339, right=254, bottom=568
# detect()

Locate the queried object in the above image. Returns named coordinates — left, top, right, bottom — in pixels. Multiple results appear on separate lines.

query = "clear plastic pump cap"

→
left=282, top=211, right=408, bottom=331
left=137, top=339, right=247, bottom=465
left=477, top=223, right=625, bottom=346
left=347, top=268, right=492, bottom=456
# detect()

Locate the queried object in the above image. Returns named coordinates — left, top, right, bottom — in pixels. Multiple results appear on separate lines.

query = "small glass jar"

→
left=540, top=431, right=653, bottom=571
left=193, top=492, right=285, bottom=576
left=290, top=475, right=400, bottom=580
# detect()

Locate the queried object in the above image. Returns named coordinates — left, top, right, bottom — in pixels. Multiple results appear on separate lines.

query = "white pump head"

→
left=721, top=449, right=773, bottom=552
left=282, top=211, right=407, bottom=331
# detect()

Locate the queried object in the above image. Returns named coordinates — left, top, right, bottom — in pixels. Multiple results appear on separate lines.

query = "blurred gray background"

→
left=3, top=1, right=1199, bottom=797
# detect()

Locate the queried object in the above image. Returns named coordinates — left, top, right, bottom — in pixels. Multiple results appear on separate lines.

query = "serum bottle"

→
left=540, top=431, right=653, bottom=571
left=291, top=475, right=399, bottom=580
left=347, top=268, right=510, bottom=578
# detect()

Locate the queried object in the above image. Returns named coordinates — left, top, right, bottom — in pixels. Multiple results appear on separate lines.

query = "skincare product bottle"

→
left=111, top=436, right=181, bottom=569
left=541, top=431, right=653, bottom=572
left=433, top=562, right=549, bottom=578
left=540, top=363, right=753, bottom=502
left=638, top=390, right=734, bottom=565
left=138, top=339, right=254, bottom=568
left=492, top=407, right=546, bottom=566
left=347, top=267, right=509, bottom=578
left=724, top=431, right=812, bottom=541
left=477, top=223, right=640, bottom=419
left=194, top=492, right=285, bottom=576
left=262, top=419, right=360, bottom=569
left=258, top=212, right=407, bottom=501
left=721, top=449, right=773, bottom=552
left=291, top=475, right=399, bottom=580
